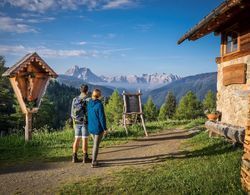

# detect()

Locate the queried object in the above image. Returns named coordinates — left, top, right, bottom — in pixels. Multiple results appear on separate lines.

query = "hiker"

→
left=71, top=84, right=91, bottom=163
left=87, top=89, right=107, bottom=168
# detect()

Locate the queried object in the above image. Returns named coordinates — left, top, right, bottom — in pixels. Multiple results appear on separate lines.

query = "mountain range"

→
left=57, top=75, right=113, bottom=97
left=59, top=66, right=217, bottom=107
left=145, top=72, right=217, bottom=106
left=64, top=65, right=181, bottom=89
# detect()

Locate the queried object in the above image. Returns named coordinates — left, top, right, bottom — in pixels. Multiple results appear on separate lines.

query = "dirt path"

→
left=0, top=129, right=199, bottom=194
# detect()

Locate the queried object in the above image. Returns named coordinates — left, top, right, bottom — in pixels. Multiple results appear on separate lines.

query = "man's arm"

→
left=71, top=98, right=76, bottom=119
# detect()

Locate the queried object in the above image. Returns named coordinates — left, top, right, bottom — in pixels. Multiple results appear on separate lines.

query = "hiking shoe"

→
left=72, top=153, right=79, bottom=163
left=83, top=153, right=91, bottom=163
left=91, top=161, right=99, bottom=168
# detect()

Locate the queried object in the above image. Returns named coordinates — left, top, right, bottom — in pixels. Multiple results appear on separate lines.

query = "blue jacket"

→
left=87, top=99, right=107, bottom=135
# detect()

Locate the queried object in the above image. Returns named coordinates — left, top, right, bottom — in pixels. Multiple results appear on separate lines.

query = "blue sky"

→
left=0, top=0, right=223, bottom=77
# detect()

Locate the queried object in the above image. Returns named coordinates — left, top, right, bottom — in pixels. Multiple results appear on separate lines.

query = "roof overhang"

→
left=178, top=0, right=249, bottom=44
left=2, top=52, right=58, bottom=78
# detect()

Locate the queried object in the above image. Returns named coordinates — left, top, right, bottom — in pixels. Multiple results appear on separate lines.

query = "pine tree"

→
left=158, top=91, right=176, bottom=121
left=175, top=91, right=203, bottom=120
left=0, top=56, right=16, bottom=134
left=11, top=98, right=25, bottom=131
left=33, top=96, right=55, bottom=129
left=105, top=90, right=123, bottom=127
left=158, top=103, right=167, bottom=121
left=143, top=97, right=158, bottom=122
left=203, top=90, right=216, bottom=112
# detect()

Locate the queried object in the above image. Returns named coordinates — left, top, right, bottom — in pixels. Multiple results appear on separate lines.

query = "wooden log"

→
left=205, top=121, right=245, bottom=143
left=25, top=112, right=32, bottom=141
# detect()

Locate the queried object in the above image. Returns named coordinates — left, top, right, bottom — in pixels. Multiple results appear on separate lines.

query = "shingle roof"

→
left=2, top=52, right=58, bottom=78
left=178, top=0, right=248, bottom=44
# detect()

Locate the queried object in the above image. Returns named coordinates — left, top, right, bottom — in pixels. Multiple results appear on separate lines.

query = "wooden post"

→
left=123, top=114, right=128, bottom=135
left=140, top=114, right=148, bottom=137
left=123, top=91, right=128, bottom=135
left=25, top=112, right=32, bottom=141
left=138, top=90, right=148, bottom=136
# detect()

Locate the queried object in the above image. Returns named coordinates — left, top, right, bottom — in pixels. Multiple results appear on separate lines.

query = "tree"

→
left=0, top=56, right=16, bottom=134
left=33, top=96, right=55, bottom=130
left=175, top=91, right=203, bottom=120
left=158, top=103, right=167, bottom=121
left=105, top=90, right=123, bottom=127
left=203, top=90, right=216, bottom=112
left=11, top=98, right=25, bottom=131
left=143, top=97, right=158, bottom=122
left=158, top=91, right=176, bottom=121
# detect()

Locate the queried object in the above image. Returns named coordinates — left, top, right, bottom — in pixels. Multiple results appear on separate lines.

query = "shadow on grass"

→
left=0, top=130, right=240, bottom=174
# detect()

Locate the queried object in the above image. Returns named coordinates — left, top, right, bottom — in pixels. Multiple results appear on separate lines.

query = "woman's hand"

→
left=103, top=130, right=108, bottom=136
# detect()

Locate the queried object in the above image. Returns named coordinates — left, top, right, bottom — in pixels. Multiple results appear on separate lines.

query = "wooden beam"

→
left=9, top=77, right=27, bottom=114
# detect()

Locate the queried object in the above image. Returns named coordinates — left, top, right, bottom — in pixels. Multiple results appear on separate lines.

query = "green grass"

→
left=59, top=131, right=244, bottom=195
left=0, top=119, right=199, bottom=166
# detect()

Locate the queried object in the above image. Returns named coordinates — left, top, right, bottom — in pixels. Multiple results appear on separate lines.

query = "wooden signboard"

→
left=2, top=52, right=57, bottom=141
left=123, top=90, right=148, bottom=136
left=223, top=63, right=247, bottom=86
left=124, top=95, right=140, bottom=113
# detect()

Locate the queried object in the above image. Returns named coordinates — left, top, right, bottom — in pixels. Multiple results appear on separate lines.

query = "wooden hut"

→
left=2, top=52, right=58, bottom=141
left=178, top=0, right=250, bottom=191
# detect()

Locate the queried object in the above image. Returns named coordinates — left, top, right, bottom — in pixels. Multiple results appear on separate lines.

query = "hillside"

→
left=57, top=75, right=114, bottom=97
left=146, top=72, right=217, bottom=106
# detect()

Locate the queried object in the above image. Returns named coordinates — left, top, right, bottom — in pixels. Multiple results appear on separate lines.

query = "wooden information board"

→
left=123, top=90, right=148, bottom=136
left=223, top=63, right=247, bottom=86
left=125, top=95, right=140, bottom=113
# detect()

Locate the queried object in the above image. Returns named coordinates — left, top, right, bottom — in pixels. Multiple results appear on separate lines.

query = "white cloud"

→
left=134, top=24, right=154, bottom=32
left=2, top=0, right=138, bottom=12
left=0, top=15, right=55, bottom=33
left=76, top=41, right=87, bottom=45
left=0, top=17, right=37, bottom=33
left=0, top=44, right=131, bottom=58
left=26, top=17, right=55, bottom=23
left=102, top=0, right=137, bottom=9
left=0, top=45, right=91, bottom=57
left=3, top=0, right=55, bottom=12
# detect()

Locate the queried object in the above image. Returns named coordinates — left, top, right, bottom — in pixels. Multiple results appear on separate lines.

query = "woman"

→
left=87, top=89, right=107, bottom=168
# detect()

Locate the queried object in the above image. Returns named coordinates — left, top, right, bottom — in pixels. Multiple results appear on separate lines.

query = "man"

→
left=71, top=84, right=91, bottom=163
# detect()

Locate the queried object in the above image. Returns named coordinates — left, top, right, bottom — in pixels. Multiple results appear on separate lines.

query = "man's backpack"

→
left=71, top=96, right=89, bottom=124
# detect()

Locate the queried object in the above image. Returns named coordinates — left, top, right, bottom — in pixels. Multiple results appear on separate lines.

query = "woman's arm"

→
left=98, top=103, right=107, bottom=131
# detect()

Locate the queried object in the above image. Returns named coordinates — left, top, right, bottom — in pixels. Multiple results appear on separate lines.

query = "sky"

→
left=0, top=0, right=224, bottom=77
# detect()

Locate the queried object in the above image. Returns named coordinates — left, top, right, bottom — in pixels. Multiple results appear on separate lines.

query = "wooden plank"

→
left=9, top=77, right=27, bottom=114
left=223, top=63, right=247, bottom=86
left=244, top=144, right=250, bottom=152
left=243, top=152, right=250, bottom=161
left=218, top=50, right=250, bottom=63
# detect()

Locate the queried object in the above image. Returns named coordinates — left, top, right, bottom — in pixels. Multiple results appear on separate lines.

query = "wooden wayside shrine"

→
left=122, top=90, right=148, bottom=136
left=2, top=52, right=58, bottom=141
